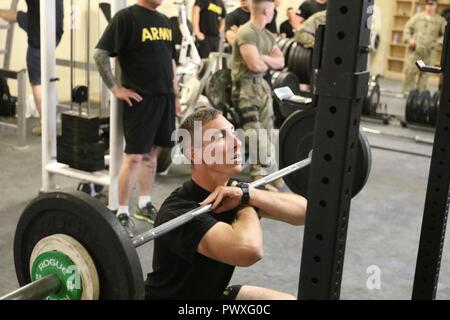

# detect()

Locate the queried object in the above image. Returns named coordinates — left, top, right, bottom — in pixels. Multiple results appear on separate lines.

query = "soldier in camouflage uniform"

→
left=231, top=0, right=284, bottom=183
left=294, top=10, right=326, bottom=48
left=403, top=0, right=446, bottom=93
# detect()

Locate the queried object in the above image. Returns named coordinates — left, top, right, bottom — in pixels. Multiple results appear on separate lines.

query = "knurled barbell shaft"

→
left=0, top=273, right=60, bottom=300
left=132, top=155, right=312, bottom=247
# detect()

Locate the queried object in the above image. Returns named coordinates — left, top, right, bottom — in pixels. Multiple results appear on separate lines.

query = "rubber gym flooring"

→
left=0, top=79, right=449, bottom=300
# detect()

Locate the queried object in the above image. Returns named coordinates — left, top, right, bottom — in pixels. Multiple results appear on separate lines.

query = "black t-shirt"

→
left=145, top=180, right=237, bottom=300
left=265, top=9, right=278, bottom=34
left=17, top=0, right=64, bottom=48
left=296, top=0, right=327, bottom=20
left=195, top=0, right=226, bottom=37
left=225, top=7, right=250, bottom=31
left=280, top=20, right=295, bottom=38
left=96, top=5, right=175, bottom=95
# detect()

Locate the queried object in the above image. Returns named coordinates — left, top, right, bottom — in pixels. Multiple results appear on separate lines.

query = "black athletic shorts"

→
left=122, top=94, right=176, bottom=155
left=196, top=36, right=220, bottom=59
left=26, top=46, right=41, bottom=86
left=219, top=285, right=242, bottom=300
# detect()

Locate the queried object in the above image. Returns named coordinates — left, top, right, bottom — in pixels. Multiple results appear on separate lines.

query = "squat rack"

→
left=299, top=0, right=450, bottom=299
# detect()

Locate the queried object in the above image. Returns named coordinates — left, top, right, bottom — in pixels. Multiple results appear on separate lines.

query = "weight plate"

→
left=205, top=68, right=232, bottom=108
left=363, top=82, right=380, bottom=116
left=279, top=109, right=371, bottom=198
left=157, top=148, right=173, bottom=173
left=405, top=89, right=419, bottom=123
left=420, top=90, right=432, bottom=124
left=30, top=234, right=100, bottom=300
left=31, top=250, right=81, bottom=300
left=282, top=39, right=296, bottom=63
left=412, top=90, right=431, bottom=124
left=14, top=192, right=144, bottom=300
left=271, top=71, right=285, bottom=128
left=430, top=90, right=441, bottom=126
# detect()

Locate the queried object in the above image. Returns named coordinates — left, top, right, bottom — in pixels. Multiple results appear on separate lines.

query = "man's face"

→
left=193, top=116, right=243, bottom=176
left=287, top=8, right=295, bottom=20
left=240, top=0, right=249, bottom=10
left=264, top=2, right=276, bottom=23
left=425, top=1, right=437, bottom=15
left=143, top=0, right=163, bottom=9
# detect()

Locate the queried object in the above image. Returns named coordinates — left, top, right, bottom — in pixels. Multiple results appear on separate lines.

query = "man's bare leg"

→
left=118, top=154, right=143, bottom=213
left=32, top=84, right=42, bottom=115
left=138, top=146, right=161, bottom=198
left=31, top=85, right=42, bottom=135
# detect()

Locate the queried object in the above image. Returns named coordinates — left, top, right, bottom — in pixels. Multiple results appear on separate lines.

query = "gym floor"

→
left=0, top=79, right=449, bottom=300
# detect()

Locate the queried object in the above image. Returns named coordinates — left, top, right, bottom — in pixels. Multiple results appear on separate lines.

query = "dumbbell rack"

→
left=39, top=0, right=126, bottom=210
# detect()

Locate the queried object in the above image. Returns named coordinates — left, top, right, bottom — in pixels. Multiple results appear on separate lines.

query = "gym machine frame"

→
left=0, top=0, right=28, bottom=149
left=40, top=0, right=126, bottom=209
left=412, top=22, right=450, bottom=300
left=0, top=68, right=28, bottom=149
left=298, top=0, right=371, bottom=299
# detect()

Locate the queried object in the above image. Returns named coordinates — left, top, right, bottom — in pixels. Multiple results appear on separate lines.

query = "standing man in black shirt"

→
left=192, top=0, right=226, bottom=59
left=145, top=108, right=307, bottom=300
left=296, top=0, right=327, bottom=23
left=0, top=0, right=64, bottom=136
left=225, top=0, right=279, bottom=44
left=225, top=0, right=251, bottom=45
left=94, top=0, right=180, bottom=233
left=280, top=7, right=301, bottom=38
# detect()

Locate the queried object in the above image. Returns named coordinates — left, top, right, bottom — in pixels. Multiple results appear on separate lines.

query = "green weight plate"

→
left=31, top=251, right=81, bottom=300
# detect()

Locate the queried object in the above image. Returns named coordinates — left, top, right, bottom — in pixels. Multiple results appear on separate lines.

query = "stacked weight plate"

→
left=57, top=112, right=106, bottom=172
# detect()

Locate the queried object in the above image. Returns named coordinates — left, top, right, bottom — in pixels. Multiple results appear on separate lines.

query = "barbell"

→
left=1, top=117, right=372, bottom=300
left=1, top=156, right=310, bottom=300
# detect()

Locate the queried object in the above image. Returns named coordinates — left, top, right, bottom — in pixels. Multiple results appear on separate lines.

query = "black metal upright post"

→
left=298, top=0, right=371, bottom=299
left=412, top=23, right=450, bottom=300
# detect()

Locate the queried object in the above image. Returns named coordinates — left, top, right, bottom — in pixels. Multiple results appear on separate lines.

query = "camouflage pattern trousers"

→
left=403, top=48, right=435, bottom=93
left=232, top=77, right=276, bottom=178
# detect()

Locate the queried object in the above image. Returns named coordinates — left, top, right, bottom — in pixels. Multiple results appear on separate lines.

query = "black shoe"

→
left=134, top=203, right=158, bottom=225
left=117, top=213, right=135, bottom=238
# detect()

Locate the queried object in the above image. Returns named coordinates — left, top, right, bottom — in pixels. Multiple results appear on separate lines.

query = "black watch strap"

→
left=237, top=182, right=250, bottom=205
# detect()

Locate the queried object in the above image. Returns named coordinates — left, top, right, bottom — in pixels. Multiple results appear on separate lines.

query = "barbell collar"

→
left=132, top=153, right=313, bottom=247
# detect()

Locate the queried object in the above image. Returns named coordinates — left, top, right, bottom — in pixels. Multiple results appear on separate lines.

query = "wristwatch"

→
left=237, top=182, right=250, bottom=205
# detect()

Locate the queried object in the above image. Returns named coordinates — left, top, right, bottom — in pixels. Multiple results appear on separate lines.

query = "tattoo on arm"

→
left=93, top=49, right=117, bottom=89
